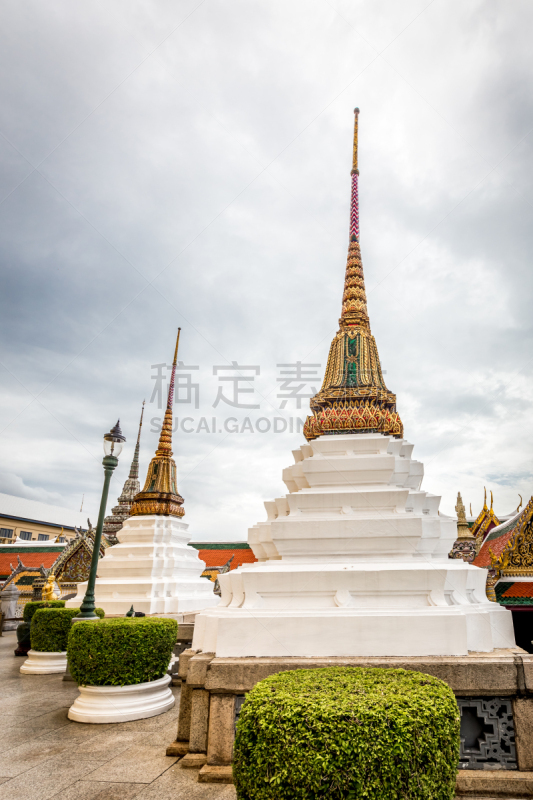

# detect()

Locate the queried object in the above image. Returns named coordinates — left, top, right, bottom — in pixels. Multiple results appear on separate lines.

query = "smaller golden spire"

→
left=130, top=328, right=185, bottom=518
left=155, top=328, right=180, bottom=458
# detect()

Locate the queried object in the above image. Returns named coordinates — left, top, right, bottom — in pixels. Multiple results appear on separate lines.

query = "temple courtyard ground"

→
left=0, top=632, right=236, bottom=800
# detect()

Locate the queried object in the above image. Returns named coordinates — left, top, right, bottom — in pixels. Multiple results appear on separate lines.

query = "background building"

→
left=0, top=493, right=87, bottom=544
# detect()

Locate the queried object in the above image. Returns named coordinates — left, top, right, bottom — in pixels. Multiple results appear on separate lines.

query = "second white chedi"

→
left=67, top=514, right=217, bottom=616
left=192, top=433, right=514, bottom=657
left=192, top=109, right=514, bottom=658
left=68, top=328, right=218, bottom=617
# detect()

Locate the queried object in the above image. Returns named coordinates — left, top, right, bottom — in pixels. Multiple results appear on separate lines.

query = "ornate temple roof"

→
left=102, top=401, right=145, bottom=542
left=130, top=329, right=185, bottom=517
left=474, top=499, right=532, bottom=571
left=470, top=487, right=501, bottom=547
left=304, top=110, right=403, bottom=441
left=52, top=525, right=107, bottom=583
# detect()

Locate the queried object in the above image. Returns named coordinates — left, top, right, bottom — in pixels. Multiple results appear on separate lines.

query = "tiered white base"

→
left=66, top=515, right=219, bottom=616
left=193, top=434, right=515, bottom=658
left=68, top=674, right=174, bottom=723
left=20, top=650, right=67, bottom=674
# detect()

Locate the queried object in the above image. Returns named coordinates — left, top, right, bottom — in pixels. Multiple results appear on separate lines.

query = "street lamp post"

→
left=76, top=421, right=126, bottom=620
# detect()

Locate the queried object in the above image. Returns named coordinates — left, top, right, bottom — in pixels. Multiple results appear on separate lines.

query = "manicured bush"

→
left=233, top=667, right=460, bottom=800
left=67, top=617, right=177, bottom=686
left=31, top=607, right=104, bottom=652
left=23, top=600, right=65, bottom=623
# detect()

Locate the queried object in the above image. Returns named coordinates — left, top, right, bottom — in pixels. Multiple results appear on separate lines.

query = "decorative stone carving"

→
left=458, top=697, right=517, bottom=770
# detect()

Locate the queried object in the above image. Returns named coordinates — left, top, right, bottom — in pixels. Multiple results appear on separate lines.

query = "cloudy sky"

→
left=1, top=0, right=532, bottom=540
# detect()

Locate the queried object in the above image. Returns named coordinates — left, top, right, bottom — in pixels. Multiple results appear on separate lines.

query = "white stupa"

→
left=67, top=330, right=218, bottom=616
left=192, top=110, right=514, bottom=657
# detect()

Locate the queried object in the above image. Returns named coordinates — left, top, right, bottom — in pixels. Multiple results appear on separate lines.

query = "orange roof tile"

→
left=0, top=550, right=60, bottom=576
left=197, top=549, right=257, bottom=570
left=501, top=582, right=533, bottom=599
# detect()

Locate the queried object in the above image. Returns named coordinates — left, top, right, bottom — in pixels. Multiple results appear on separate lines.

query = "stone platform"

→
left=169, top=648, right=533, bottom=796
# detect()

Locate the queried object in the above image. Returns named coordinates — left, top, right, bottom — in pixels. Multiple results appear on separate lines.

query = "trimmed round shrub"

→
left=67, top=617, right=178, bottom=686
left=31, top=607, right=104, bottom=652
left=233, top=667, right=460, bottom=800
left=23, top=600, right=65, bottom=623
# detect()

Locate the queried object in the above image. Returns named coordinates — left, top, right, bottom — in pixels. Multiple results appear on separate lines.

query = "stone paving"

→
left=0, top=632, right=237, bottom=800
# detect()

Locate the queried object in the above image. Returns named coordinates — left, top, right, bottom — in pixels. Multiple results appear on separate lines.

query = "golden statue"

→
left=42, top=573, right=59, bottom=601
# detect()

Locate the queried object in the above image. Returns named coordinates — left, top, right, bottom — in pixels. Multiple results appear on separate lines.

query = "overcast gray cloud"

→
left=1, top=0, right=532, bottom=539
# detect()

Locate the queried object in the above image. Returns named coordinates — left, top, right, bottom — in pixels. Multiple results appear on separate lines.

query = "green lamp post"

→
left=75, top=421, right=126, bottom=620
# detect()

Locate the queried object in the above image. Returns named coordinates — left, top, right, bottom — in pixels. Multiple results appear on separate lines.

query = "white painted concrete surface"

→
left=20, top=650, right=68, bottom=674
left=192, top=434, right=514, bottom=657
left=68, top=674, right=174, bottom=723
left=66, top=515, right=219, bottom=616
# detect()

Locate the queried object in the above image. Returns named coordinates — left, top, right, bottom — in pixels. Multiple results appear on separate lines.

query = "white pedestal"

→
left=192, top=434, right=515, bottom=658
left=20, top=650, right=67, bottom=674
left=68, top=674, right=174, bottom=723
left=66, top=515, right=219, bottom=616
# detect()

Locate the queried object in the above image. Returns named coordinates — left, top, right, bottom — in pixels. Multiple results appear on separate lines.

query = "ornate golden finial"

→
left=449, top=491, right=476, bottom=561
left=470, top=503, right=473, bottom=517
left=490, top=489, right=494, bottom=510
left=303, top=109, right=403, bottom=442
left=130, top=328, right=185, bottom=518
left=517, top=494, right=523, bottom=513
left=483, top=487, right=488, bottom=511
left=455, top=492, right=473, bottom=539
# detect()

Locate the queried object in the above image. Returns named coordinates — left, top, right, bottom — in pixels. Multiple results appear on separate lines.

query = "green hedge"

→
left=233, top=667, right=460, bottom=800
left=23, top=600, right=65, bottom=623
left=31, top=607, right=104, bottom=652
left=67, top=617, right=177, bottom=686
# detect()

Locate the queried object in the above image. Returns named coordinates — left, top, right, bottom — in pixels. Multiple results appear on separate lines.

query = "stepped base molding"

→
left=68, top=674, right=174, bottom=723
left=66, top=515, right=219, bottom=616
left=169, top=649, right=533, bottom=792
left=192, top=434, right=515, bottom=658
left=20, top=650, right=67, bottom=674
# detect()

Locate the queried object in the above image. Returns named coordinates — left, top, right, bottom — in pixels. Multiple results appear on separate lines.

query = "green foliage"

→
left=67, top=617, right=178, bottom=686
left=23, top=600, right=65, bottom=623
left=233, top=667, right=460, bottom=800
left=31, top=607, right=104, bottom=652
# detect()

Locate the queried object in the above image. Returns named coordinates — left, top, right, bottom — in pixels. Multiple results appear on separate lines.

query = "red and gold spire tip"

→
left=303, top=109, right=403, bottom=442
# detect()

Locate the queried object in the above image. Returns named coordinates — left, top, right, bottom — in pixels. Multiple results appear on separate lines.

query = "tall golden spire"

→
left=130, top=329, right=185, bottom=517
left=304, top=110, right=403, bottom=441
